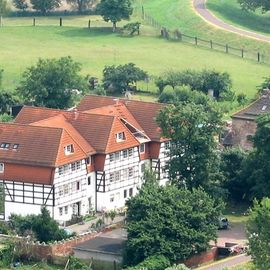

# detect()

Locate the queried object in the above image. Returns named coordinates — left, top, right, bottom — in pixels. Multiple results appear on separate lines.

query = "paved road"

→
left=193, top=0, right=270, bottom=43
left=197, top=254, right=251, bottom=270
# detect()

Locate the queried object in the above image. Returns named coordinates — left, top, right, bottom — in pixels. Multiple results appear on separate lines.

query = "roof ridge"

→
left=232, top=97, right=261, bottom=117
left=0, top=122, right=64, bottom=131
left=22, top=105, right=64, bottom=113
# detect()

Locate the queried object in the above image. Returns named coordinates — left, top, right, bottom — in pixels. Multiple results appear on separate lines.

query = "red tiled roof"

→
left=77, top=95, right=166, bottom=141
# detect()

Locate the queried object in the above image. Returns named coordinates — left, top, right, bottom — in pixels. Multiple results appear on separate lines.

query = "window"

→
left=88, top=176, right=91, bottom=185
left=129, top=188, right=133, bottom=197
left=59, top=186, right=64, bottom=196
left=63, top=164, right=69, bottom=174
left=116, top=132, right=126, bottom=142
left=141, top=163, right=146, bottom=173
left=115, top=192, right=120, bottom=201
left=124, top=189, right=127, bottom=198
left=59, top=166, right=64, bottom=175
left=109, top=173, right=114, bottom=183
left=115, top=151, right=120, bottom=161
left=123, top=169, right=128, bottom=180
left=76, top=161, right=81, bottom=170
left=86, top=156, right=92, bottom=165
left=76, top=181, right=80, bottom=191
left=109, top=154, right=114, bottom=162
left=13, top=144, right=19, bottom=150
left=64, top=206, right=68, bottom=215
left=165, top=142, right=170, bottom=150
left=0, top=143, right=10, bottom=149
left=71, top=182, right=76, bottom=192
left=128, top=148, right=133, bottom=157
left=64, top=184, right=69, bottom=195
left=115, top=171, right=120, bottom=182
left=0, top=163, right=4, bottom=173
left=110, top=194, right=114, bottom=202
left=128, top=167, right=134, bottom=177
left=71, top=162, right=76, bottom=171
left=72, top=204, right=78, bottom=215
left=59, top=207, right=63, bottom=216
left=65, top=144, right=74, bottom=155
left=140, top=144, right=145, bottom=153
left=122, top=150, right=128, bottom=158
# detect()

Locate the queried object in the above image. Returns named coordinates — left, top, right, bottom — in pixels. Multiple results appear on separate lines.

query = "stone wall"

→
left=231, top=118, right=257, bottom=150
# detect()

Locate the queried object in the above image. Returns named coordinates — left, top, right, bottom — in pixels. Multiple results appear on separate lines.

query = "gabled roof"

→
left=69, top=113, right=139, bottom=153
left=232, top=96, right=270, bottom=120
left=77, top=95, right=166, bottom=141
left=0, top=123, right=62, bottom=167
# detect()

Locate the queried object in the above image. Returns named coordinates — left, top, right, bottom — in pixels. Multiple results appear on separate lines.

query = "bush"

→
left=166, top=264, right=190, bottom=270
left=125, top=255, right=170, bottom=270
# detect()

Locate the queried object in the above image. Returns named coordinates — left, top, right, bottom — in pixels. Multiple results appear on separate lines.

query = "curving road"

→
left=193, top=0, right=270, bottom=43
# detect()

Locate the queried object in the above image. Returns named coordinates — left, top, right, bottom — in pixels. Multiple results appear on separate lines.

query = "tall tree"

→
left=125, top=173, right=223, bottom=266
left=30, top=0, right=61, bottom=14
left=0, top=91, right=19, bottom=114
left=238, top=0, right=270, bottom=13
left=17, top=56, right=88, bottom=109
left=97, top=0, right=133, bottom=32
left=12, top=0, right=28, bottom=11
left=102, top=63, right=147, bottom=93
left=241, top=114, right=270, bottom=200
left=246, top=198, right=270, bottom=270
left=66, top=0, right=93, bottom=13
left=0, top=0, right=8, bottom=16
left=156, top=102, right=223, bottom=191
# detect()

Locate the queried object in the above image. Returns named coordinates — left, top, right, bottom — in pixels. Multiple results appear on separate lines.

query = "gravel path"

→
left=192, top=0, right=270, bottom=43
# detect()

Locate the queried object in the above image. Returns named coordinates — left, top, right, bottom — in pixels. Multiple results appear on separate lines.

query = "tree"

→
left=97, top=0, right=133, bottom=32
left=156, top=102, right=223, bottom=191
left=17, top=56, right=88, bottom=109
left=30, top=0, right=61, bottom=14
left=238, top=0, right=270, bottom=13
left=0, top=0, right=8, bottom=16
left=241, top=114, right=270, bottom=200
left=0, top=91, right=19, bottom=114
left=219, top=147, right=248, bottom=202
left=12, top=0, right=28, bottom=11
left=102, top=63, right=147, bottom=94
left=124, top=175, right=223, bottom=266
left=66, top=0, right=93, bottom=13
left=122, top=22, right=141, bottom=36
left=246, top=198, right=270, bottom=270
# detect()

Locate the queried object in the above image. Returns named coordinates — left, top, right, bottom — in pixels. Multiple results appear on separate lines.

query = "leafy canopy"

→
left=156, top=100, right=223, bottom=191
left=12, top=0, right=28, bottom=11
left=246, top=198, right=270, bottom=270
left=238, top=0, right=270, bottom=13
left=97, top=0, right=133, bottom=31
left=0, top=0, right=8, bottom=16
left=30, top=0, right=61, bottom=14
left=125, top=177, right=223, bottom=266
left=66, top=0, right=93, bottom=13
left=17, top=56, right=88, bottom=109
left=102, top=63, right=147, bottom=94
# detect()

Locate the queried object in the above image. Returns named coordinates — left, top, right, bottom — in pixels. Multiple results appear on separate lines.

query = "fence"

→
left=141, top=7, right=270, bottom=65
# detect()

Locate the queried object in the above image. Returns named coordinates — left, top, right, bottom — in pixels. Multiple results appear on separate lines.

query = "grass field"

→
left=207, top=0, right=270, bottom=37
left=0, top=15, right=269, bottom=98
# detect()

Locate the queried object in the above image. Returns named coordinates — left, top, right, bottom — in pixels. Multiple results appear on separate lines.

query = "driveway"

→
left=193, top=0, right=270, bottom=43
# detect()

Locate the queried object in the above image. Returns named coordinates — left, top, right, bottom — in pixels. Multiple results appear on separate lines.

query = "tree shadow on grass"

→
left=58, top=27, right=117, bottom=38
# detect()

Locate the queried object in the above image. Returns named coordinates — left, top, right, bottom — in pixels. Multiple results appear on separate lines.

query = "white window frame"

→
left=65, top=144, right=74, bottom=155
left=64, top=206, right=68, bottom=215
left=116, top=132, right=126, bottom=142
left=110, top=194, right=114, bottom=202
left=59, top=207, right=63, bottom=216
left=140, top=144, right=145, bottom=153
left=122, top=150, right=128, bottom=158
left=128, top=148, right=133, bottom=157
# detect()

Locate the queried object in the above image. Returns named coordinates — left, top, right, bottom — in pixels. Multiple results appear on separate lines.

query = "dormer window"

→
left=13, top=144, right=19, bottom=150
left=0, top=143, right=10, bottom=149
left=140, top=144, right=145, bottom=153
left=64, top=144, right=74, bottom=155
left=116, top=132, right=126, bottom=142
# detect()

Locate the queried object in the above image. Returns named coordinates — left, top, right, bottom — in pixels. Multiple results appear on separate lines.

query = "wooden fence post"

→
left=258, top=52, right=260, bottom=62
left=0, top=16, right=2, bottom=27
left=195, top=37, right=198, bottom=45
left=241, top=49, right=244, bottom=58
left=226, top=44, right=228, bottom=53
left=88, top=19, right=91, bottom=29
left=33, top=18, right=35, bottom=26
left=60, top=17, right=62, bottom=27
left=142, top=6, right=145, bottom=20
left=210, top=40, right=213, bottom=49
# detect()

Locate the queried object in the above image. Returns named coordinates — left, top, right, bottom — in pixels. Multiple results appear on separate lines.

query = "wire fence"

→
left=141, top=7, right=270, bottom=65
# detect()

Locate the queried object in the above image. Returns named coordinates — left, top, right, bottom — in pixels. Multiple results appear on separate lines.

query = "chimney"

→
left=208, top=89, right=214, bottom=99
left=73, top=108, right=79, bottom=120
left=261, top=88, right=270, bottom=98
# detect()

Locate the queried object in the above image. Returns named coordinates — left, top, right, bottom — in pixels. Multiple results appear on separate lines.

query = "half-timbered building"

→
left=0, top=95, right=170, bottom=222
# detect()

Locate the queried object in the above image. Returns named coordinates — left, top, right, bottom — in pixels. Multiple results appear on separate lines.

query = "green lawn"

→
left=0, top=16, right=269, bottom=98
left=139, top=0, right=270, bottom=62
left=207, top=0, right=270, bottom=37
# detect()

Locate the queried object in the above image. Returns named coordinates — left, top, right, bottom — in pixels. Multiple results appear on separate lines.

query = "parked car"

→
left=218, top=217, right=229, bottom=229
